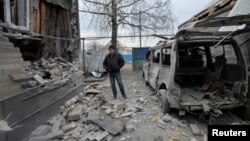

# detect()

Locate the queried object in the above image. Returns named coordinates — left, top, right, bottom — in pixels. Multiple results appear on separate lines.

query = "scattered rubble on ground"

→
left=25, top=73, right=226, bottom=141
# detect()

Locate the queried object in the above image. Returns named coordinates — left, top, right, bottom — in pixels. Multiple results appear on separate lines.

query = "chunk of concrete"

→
left=189, top=124, right=202, bottom=136
left=68, top=105, right=85, bottom=121
left=121, top=112, right=133, bottom=118
left=48, top=63, right=58, bottom=69
left=46, top=129, right=64, bottom=140
left=163, top=113, right=187, bottom=128
left=110, top=101, right=127, bottom=111
left=105, top=108, right=113, bottom=115
left=90, top=117, right=126, bottom=135
left=125, top=120, right=135, bottom=132
left=64, top=95, right=80, bottom=107
left=62, top=123, right=76, bottom=133
left=87, top=109, right=100, bottom=123
left=80, top=131, right=109, bottom=141
left=155, top=119, right=166, bottom=130
left=33, top=75, right=46, bottom=85
left=138, top=97, right=145, bottom=103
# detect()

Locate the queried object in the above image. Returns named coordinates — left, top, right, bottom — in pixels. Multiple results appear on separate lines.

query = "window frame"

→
left=3, top=0, right=30, bottom=30
left=152, top=48, right=161, bottom=64
left=161, top=46, right=172, bottom=66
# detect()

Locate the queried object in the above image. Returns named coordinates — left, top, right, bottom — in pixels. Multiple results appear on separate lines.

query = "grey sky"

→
left=79, top=0, right=212, bottom=48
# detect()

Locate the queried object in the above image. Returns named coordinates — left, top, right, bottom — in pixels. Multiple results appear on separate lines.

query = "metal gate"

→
left=132, top=47, right=149, bottom=71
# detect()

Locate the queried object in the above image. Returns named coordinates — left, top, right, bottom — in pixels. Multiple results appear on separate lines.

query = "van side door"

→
left=148, top=48, right=161, bottom=89
left=143, top=50, right=151, bottom=82
left=157, top=46, right=172, bottom=89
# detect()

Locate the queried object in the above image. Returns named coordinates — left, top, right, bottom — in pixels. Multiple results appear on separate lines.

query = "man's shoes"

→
left=123, top=96, right=127, bottom=99
left=113, top=96, right=117, bottom=100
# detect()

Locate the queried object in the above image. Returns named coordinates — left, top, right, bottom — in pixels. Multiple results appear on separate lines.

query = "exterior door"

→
left=143, top=50, right=151, bottom=82
left=148, top=48, right=161, bottom=89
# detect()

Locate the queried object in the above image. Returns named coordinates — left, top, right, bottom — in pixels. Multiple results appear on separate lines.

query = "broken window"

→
left=153, top=49, right=161, bottom=64
left=210, top=44, right=237, bottom=64
left=3, top=0, right=30, bottom=29
left=0, top=0, right=4, bottom=22
left=162, top=47, right=171, bottom=65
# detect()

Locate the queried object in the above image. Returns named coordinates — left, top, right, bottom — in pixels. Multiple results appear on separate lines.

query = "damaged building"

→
left=0, top=0, right=84, bottom=141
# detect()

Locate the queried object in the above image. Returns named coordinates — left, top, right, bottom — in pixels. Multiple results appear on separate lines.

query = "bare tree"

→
left=86, top=41, right=104, bottom=53
left=80, top=0, right=174, bottom=48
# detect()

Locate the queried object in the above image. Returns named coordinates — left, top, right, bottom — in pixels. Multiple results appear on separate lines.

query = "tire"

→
left=159, top=89, right=171, bottom=113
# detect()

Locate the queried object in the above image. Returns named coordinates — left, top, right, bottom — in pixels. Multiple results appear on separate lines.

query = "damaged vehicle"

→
left=143, top=36, right=248, bottom=115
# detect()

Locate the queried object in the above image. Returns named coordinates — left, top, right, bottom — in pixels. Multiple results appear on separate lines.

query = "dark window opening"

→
left=153, top=49, right=160, bottom=63
left=175, top=41, right=244, bottom=89
left=9, top=38, right=42, bottom=61
left=145, top=50, right=150, bottom=61
left=0, top=0, right=4, bottom=22
left=162, top=47, right=171, bottom=65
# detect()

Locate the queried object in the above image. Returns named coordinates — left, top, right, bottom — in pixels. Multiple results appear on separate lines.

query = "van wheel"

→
left=159, top=89, right=171, bottom=113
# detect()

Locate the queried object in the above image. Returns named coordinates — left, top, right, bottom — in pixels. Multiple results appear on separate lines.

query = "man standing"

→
left=103, top=46, right=127, bottom=99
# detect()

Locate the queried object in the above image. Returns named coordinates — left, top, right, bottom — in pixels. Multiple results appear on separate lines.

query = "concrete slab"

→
left=68, top=104, right=85, bottom=121
left=33, top=75, right=46, bottom=85
left=90, top=117, right=126, bottom=135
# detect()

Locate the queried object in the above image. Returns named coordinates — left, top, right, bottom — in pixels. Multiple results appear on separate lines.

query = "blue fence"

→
left=122, top=54, right=132, bottom=62
left=132, top=47, right=149, bottom=71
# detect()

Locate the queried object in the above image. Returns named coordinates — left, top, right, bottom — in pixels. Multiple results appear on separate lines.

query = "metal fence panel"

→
left=132, top=48, right=149, bottom=71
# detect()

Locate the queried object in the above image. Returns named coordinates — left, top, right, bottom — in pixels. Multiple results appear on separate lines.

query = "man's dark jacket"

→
left=103, top=53, right=125, bottom=73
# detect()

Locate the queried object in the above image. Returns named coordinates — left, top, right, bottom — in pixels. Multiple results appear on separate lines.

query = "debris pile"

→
left=22, top=57, right=80, bottom=88
left=26, top=82, right=133, bottom=141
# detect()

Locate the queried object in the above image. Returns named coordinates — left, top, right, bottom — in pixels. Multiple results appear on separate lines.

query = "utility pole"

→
left=139, top=11, right=142, bottom=48
left=77, top=0, right=84, bottom=72
left=82, top=39, right=86, bottom=72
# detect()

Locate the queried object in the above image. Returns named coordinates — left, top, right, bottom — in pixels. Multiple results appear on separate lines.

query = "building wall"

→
left=30, top=0, right=79, bottom=59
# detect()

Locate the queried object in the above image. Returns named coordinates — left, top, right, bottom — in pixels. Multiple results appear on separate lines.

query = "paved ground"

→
left=98, top=63, right=247, bottom=141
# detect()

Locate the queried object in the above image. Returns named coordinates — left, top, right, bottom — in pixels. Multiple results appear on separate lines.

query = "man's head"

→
left=108, top=45, right=116, bottom=55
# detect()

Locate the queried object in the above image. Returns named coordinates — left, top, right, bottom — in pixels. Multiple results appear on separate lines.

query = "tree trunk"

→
left=111, top=0, right=117, bottom=49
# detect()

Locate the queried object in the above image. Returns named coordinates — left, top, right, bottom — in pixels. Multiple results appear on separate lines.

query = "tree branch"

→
left=84, top=0, right=111, bottom=7
left=118, top=0, right=141, bottom=10
left=79, top=10, right=112, bottom=17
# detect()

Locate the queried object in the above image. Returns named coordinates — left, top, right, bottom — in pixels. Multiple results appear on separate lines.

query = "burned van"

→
left=143, top=38, right=248, bottom=114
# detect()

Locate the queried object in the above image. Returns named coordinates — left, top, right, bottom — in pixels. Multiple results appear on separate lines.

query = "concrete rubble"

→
left=23, top=70, right=247, bottom=141
left=26, top=82, right=129, bottom=141
left=22, top=57, right=80, bottom=88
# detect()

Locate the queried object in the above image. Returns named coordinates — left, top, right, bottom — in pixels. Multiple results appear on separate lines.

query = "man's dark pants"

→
left=109, top=72, right=126, bottom=98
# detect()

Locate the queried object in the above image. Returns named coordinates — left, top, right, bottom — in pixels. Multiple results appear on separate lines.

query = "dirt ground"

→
left=98, top=63, right=247, bottom=141
left=27, top=63, right=248, bottom=141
